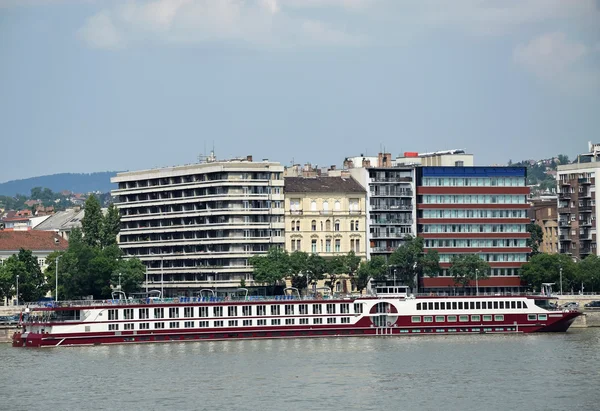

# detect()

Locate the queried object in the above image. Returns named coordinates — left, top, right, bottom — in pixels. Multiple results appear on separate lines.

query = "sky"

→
left=1, top=0, right=599, bottom=183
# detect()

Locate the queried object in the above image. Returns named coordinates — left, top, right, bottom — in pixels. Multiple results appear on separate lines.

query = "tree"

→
left=0, top=250, right=47, bottom=303
left=326, top=255, right=347, bottom=293
left=557, top=154, right=570, bottom=165
left=526, top=223, right=543, bottom=256
left=0, top=259, right=20, bottom=302
left=388, top=236, right=439, bottom=290
left=344, top=251, right=361, bottom=290
left=422, top=249, right=441, bottom=279
left=520, top=253, right=577, bottom=293
left=576, top=255, right=600, bottom=293
left=449, top=254, right=491, bottom=289
left=305, top=253, right=327, bottom=292
left=82, top=194, right=103, bottom=247
left=102, top=203, right=121, bottom=248
left=249, top=247, right=290, bottom=293
left=353, top=256, right=388, bottom=293
left=110, top=258, right=146, bottom=295
left=288, top=251, right=309, bottom=291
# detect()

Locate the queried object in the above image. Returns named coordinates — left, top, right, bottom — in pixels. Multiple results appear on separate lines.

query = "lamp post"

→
left=16, top=274, right=19, bottom=306
left=55, top=255, right=61, bottom=302
left=475, top=269, right=479, bottom=296
left=118, top=273, right=122, bottom=290
left=393, top=269, right=397, bottom=287
left=145, top=266, right=148, bottom=295
left=559, top=266, right=563, bottom=295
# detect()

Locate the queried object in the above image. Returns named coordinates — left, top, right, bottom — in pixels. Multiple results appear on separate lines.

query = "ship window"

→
left=257, top=319, right=267, bottom=326
left=243, top=320, right=252, bottom=326
left=434, top=302, right=440, bottom=310
left=154, top=308, right=164, bottom=319
left=271, top=319, right=281, bottom=325
left=313, top=304, right=322, bottom=314
left=341, top=317, right=350, bottom=324
left=446, top=302, right=451, bottom=310
left=199, top=307, right=209, bottom=317
left=494, top=315, right=504, bottom=321
left=428, top=302, right=433, bottom=310
left=326, top=304, right=336, bottom=314
left=476, top=302, right=481, bottom=309
left=327, top=318, right=337, bottom=324
left=169, top=322, right=179, bottom=328
left=422, top=304, right=427, bottom=311
left=470, top=302, right=475, bottom=309
left=458, top=302, right=463, bottom=310
left=285, top=305, right=294, bottom=315
left=511, top=301, right=516, bottom=309
left=228, top=320, right=238, bottom=327
left=481, top=302, right=486, bottom=309
left=416, top=303, right=421, bottom=310
left=124, top=309, right=134, bottom=320
left=411, top=316, right=421, bottom=323
left=139, top=323, right=149, bottom=330
left=285, top=319, right=295, bottom=325
left=213, top=307, right=223, bottom=317
left=124, top=323, right=134, bottom=330
left=459, top=315, right=469, bottom=322
left=435, top=316, right=445, bottom=322
left=483, top=315, right=492, bottom=321
left=505, top=301, right=509, bottom=309
left=494, top=302, right=499, bottom=309
left=184, top=321, right=194, bottom=328
left=108, top=309, right=119, bottom=321
left=154, top=322, right=165, bottom=329
left=139, top=308, right=149, bottom=319
left=228, top=306, right=238, bottom=317
left=298, top=304, right=308, bottom=315
left=353, top=303, right=363, bottom=314
left=213, top=320, right=223, bottom=327
left=313, top=318, right=323, bottom=324
left=199, top=321, right=209, bottom=327
left=424, top=316, right=433, bottom=323
left=299, top=318, right=309, bottom=325
left=451, top=302, right=456, bottom=310
left=184, top=307, right=194, bottom=318
left=108, top=324, right=119, bottom=331
left=447, top=316, right=457, bottom=322
left=257, top=305, right=266, bottom=316
left=242, top=306, right=252, bottom=316
left=169, top=307, right=179, bottom=318
left=471, top=315, right=480, bottom=322
left=528, top=314, right=536, bottom=321
left=522, top=302, right=528, bottom=309
left=538, top=314, right=547, bottom=321
left=499, top=301, right=504, bottom=309
left=271, top=305, right=280, bottom=315
left=340, top=304, right=350, bottom=314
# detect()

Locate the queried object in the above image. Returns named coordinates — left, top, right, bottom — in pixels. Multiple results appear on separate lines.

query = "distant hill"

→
left=0, top=172, right=120, bottom=196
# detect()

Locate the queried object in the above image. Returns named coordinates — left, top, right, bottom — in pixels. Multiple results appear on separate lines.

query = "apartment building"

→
left=110, top=155, right=285, bottom=295
left=284, top=176, right=367, bottom=258
left=557, top=161, right=598, bottom=260
left=416, top=166, right=531, bottom=294
left=529, top=199, right=558, bottom=254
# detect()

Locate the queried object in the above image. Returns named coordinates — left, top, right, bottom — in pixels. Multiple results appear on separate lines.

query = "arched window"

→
left=311, top=201, right=317, bottom=211
left=311, top=220, right=317, bottom=231
left=320, top=221, right=324, bottom=231
left=323, top=201, right=329, bottom=211
left=334, top=220, right=340, bottom=231
left=325, top=219, right=331, bottom=231
left=334, top=200, right=341, bottom=210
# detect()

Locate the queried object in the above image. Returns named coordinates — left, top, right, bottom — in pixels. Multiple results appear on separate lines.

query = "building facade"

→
left=529, top=199, right=558, bottom=254
left=557, top=162, right=598, bottom=260
left=416, top=166, right=531, bottom=294
left=111, top=156, right=285, bottom=295
left=284, top=177, right=367, bottom=258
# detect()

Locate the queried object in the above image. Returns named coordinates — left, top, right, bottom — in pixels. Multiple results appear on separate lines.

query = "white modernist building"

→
left=111, top=154, right=285, bottom=295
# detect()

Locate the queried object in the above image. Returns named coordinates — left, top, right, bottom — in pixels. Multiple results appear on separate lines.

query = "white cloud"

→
left=78, top=10, right=123, bottom=49
left=514, top=32, right=599, bottom=95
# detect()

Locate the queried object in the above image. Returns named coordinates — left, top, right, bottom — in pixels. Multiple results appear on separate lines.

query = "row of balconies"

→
left=121, top=207, right=285, bottom=219
left=370, top=204, right=413, bottom=211
left=116, top=173, right=278, bottom=191
left=370, top=190, right=413, bottom=197
left=121, top=221, right=282, bottom=232
left=289, top=209, right=363, bottom=216
left=370, top=177, right=413, bottom=183
left=120, top=236, right=285, bottom=247
left=370, top=219, right=413, bottom=225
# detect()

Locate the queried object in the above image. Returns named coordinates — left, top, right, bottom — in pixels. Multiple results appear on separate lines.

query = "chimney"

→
left=330, top=165, right=336, bottom=170
left=246, top=155, right=253, bottom=162
left=362, top=158, right=371, bottom=167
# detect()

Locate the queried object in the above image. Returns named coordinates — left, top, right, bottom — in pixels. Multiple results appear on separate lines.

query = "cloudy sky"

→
left=1, top=0, right=599, bottom=182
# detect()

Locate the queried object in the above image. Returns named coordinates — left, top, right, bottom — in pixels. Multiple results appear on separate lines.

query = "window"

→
left=243, top=320, right=252, bottom=326
left=411, top=316, right=421, bottom=323
left=299, top=318, right=309, bottom=324
left=538, top=314, right=547, bottom=321
left=124, top=323, right=134, bottom=330
left=285, top=305, right=294, bottom=315
left=214, top=320, right=224, bottom=327
left=154, top=322, right=165, bottom=329
left=124, top=309, right=134, bottom=320
left=108, top=324, right=119, bottom=331
left=447, top=316, right=457, bottom=322
left=471, top=315, right=480, bottom=322
left=528, top=314, right=537, bottom=321
left=355, top=221, right=359, bottom=231
left=228, top=306, right=238, bottom=317
left=335, top=220, right=340, bottom=231
left=228, top=320, right=238, bottom=327
left=199, top=307, right=208, bottom=317
left=184, top=321, right=194, bottom=328
left=459, top=315, right=469, bottom=322
left=335, top=239, right=341, bottom=252
left=335, top=200, right=341, bottom=210
left=354, top=303, right=363, bottom=314
left=257, top=319, right=267, bottom=326
left=213, top=307, right=223, bottom=317
left=341, top=317, right=350, bottom=324
left=340, top=304, right=350, bottom=314
left=242, top=306, right=252, bottom=316
left=108, top=310, right=119, bottom=321
left=326, top=304, right=336, bottom=314
left=271, top=319, right=281, bottom=325
left=311, top=201, right=317, bottom=211
left=325, top=220, right=331, bottom=231
left=313, top=318, right=323, bottom=324
left=355, top=239, right=360, bottom=252
left=139, top=323, right=150, bottom=330
left=257, top=305, right=266, bottom=316
left=424, top=316, right=433, bottom=323
left=271, top=305, right=280, bottom=315
left=139, top=308, right=149, bottom=319
left=169, top=307, right=179, bottom=318
left=494, top=315, right=504, bottom=321
left=169, top=322, right=180, bottom=328
left=327, top=318, right=337, bottom=324
left=299, top=304, right=308, bottom=315
left=435, top=316, right=445, bottom=322
left=311, top=220, right=317, bottom=231
left=285, top=318, right=295, bottom=325
left=199, top=321, right=209, bottom=327
left=483, top=315, right=493, bottom=322
left=350, top=221, right=355, bottom=231
left=313, top=304, right=322, bottom=314
left=184, top=307, right=194, bottom=318
left=311, top=239, right=317, bottom=253
left=326, top=239, right=331, bottom=252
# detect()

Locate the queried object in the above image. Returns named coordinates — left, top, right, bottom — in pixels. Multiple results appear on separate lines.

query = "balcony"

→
left=370, top=219, right=413, bottom=225
left=559, top=235, right=572, bottom=242
left=371, top=232, right=411, bottom=239
left=370, top=190, right=413, bottom=197
left=558, top=192, right=571, bottom=199
left=372, top=177, right=413, bottom=183
left=370, top=204, right=413, bottom=211
left=579, top=206, right=593, bottom=212
left=559, top=180, right=571, bottom=186
left=579, top=178, right=591, bottom=185
left=290, top=210, right=303, bottom=215
left=580, top=247, right=592, bottom=255
left=580, top=219, right=592, bottom=227
left=558, top=220, right=571, bottom=227
left=558, top=207, right=571, bottom=214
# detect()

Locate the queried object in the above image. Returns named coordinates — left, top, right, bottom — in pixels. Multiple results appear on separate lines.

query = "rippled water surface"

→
left=2, top=329, right=600, bottom=411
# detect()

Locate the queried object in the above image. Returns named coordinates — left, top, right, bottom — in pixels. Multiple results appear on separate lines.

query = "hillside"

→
left=0, top=172, right=119, bottom=196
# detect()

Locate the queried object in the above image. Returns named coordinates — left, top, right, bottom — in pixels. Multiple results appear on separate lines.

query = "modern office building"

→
left=416, top=166, right=531, bottom=294
left=111, top=154, right=285, bottom=295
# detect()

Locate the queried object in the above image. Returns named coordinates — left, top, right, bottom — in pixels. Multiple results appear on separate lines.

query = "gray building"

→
left=110, top=154, right=285, bottom=296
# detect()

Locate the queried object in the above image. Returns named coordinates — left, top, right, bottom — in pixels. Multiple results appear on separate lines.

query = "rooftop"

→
left=284, top=176, right=366, bottom=194
left=0, top=230, right=68, bottom=252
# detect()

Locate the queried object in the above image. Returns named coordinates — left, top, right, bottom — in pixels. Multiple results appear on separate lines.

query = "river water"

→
left=1, top=329, right=599, bottom=411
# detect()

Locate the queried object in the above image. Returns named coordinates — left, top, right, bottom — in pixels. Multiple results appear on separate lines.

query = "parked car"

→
left=561, top=302, right=579, bottom=310
left=0, top=315, right=18, bottom=325
left=584, top=300, right=600, bottom=308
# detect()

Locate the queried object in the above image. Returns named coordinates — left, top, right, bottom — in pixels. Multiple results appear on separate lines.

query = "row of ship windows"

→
left=411, top=314, right=547, bottom=323
left=416, top=300, right=528, bottom=311
left=422, top=195, right=527, bottom=204
left=107, top=303, right=364, bottom=320
left=421, top=177, right=526, bottom=187
left=108, top=317, right=353, bottom=330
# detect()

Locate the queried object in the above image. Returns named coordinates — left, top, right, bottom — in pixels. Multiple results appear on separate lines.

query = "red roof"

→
left=0, top=231, right=68, bottom=251
left=422, top=277, right=524, bottom=288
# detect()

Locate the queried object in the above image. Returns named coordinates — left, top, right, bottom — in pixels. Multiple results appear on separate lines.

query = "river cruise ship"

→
left=13, top=285, right=581, bottom=348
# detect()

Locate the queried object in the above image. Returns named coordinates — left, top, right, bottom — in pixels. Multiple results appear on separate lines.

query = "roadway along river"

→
left=2, top=329, right=599, bottom=411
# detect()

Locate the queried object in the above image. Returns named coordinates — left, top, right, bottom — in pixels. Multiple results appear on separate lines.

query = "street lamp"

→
left=55, top=255, right=61, bottom=302
left=559, top=266, right=563, bottom=295
left=16, top=274, right=19, bottom=306
left=118, top=273, right=122, bottom=290
left=393, top=269, right=397, bottom=286
left=475, top=269, right=479, bottom=296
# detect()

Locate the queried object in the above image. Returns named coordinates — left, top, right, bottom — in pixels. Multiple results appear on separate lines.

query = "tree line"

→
left=0, top=195, right=146, bottom=303
left=249, top=236, right=492, bottom=294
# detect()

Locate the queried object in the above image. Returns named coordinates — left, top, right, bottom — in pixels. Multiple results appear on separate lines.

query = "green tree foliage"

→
left=325, top=255, right=347, bottom=292
left=520, top=253, right=577, bottom=293
left=305, top=253, right=327, bottom=291
left=557, top=154, right=570, bottom=166
left=110, top=258, right=146, bottom=295
left=249, top=247, right=290, bottom=292
left=353, top=256, right=388, bottom=293
left=0, top=250, right=47, bottom=303
left=102, top=203, right=121, bottom=248
left=576, top=255, right=600, bottom=293
left=449, top=254, right=491, bottom=288
left=388, top=236, right=440, bottom=289
left=289, top=251, right=309, bottom=290
left=81, top=194, right=103, bottom=247
left=526, top=223, right=543, bottom=256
